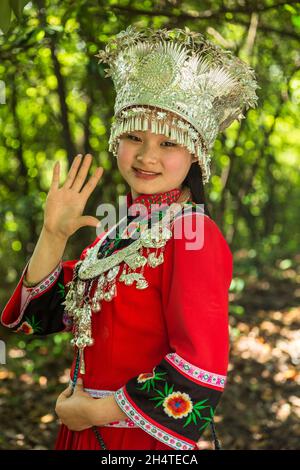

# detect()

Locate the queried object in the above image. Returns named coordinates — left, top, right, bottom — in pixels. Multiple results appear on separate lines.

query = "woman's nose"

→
left=136, top=150, right=158, bottom=164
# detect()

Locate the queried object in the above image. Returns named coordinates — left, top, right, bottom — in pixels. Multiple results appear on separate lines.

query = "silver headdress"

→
left=95, top=25, right=260, bottom=183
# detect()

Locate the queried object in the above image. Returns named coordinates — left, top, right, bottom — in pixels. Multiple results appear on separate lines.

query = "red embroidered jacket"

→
left=1, top=189, right=233, bottom=450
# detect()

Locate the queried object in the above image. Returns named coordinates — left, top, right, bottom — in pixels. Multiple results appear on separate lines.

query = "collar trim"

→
left=126, top=188, right=182, bottom=212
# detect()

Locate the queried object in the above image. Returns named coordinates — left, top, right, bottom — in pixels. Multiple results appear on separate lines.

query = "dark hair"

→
left=182, top=162, right=212, bottom=218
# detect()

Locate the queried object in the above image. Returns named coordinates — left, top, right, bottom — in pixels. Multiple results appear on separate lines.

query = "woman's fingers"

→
left=70, top=154, right=93, bottom=192
left=80, top=166, right=103, bottom=199
left=64, top=154, right=83, bottom=189
left=50, top=161, right=60, bottom=190
left=53, top=154, right=100, bottom=196
left=56, top=384, right=73, bottom=404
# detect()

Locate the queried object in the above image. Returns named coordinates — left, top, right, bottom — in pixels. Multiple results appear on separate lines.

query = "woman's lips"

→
left=132, top=167, right=161, bottom=180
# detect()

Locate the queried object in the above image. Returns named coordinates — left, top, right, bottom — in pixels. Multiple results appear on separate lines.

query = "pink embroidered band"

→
left=165, top=352, right=227, bottom=389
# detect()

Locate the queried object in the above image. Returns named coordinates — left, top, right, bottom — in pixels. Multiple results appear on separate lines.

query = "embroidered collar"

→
left=97, top=188, right=188, bottom=260
left=126, top=188, right=182, bottom=213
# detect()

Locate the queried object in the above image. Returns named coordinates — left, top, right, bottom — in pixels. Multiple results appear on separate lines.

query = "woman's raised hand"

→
left=43, top=154, right=104, bottom=241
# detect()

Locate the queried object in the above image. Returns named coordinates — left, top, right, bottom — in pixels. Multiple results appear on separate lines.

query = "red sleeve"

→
left=0, top=231, right=106, bottom=335
left=114, top=212, right=233, bottom=450
left=163, top=212, right=233, bottom=375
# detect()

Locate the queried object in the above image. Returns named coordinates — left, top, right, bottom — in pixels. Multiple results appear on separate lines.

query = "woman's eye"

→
left=127, top=134, right=140, bottom=141
left=162, top=141, right=176, bottom=147
left=126, top=134, right=176, bottom=146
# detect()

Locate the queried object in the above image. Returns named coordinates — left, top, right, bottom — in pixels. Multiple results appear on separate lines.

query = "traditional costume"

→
left=1, top=25, right=259, bottom=450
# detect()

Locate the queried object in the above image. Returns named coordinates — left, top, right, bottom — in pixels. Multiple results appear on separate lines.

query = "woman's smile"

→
left=132, top=167, right=161, bottom=179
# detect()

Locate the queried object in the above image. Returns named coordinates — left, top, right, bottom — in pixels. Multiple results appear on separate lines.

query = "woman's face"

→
left=117, top=128, right=198, bottom=199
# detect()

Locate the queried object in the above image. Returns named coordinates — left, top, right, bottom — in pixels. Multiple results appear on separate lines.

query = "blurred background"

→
left=0, top=0, right=299, bottom=450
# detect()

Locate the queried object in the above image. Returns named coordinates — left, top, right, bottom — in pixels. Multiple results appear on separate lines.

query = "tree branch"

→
left=107, top=4, right=300, bottom=43
left=235, top=18, right=300, bottom=42
left=49, top=36, right=77, bottom=166
left=109, top=1, right=300, bottom=20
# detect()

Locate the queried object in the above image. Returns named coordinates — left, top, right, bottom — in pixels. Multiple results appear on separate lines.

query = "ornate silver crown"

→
left=96, top=25, right=260, bottom=183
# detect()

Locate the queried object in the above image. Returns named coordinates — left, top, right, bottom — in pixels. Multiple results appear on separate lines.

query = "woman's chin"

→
left=130, top=178, right=164, bottom=194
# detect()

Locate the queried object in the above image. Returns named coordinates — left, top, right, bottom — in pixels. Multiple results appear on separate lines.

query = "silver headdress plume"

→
left=95, top=25, right=260, bottom=183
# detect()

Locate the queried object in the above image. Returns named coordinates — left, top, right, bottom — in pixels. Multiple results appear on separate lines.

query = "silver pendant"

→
left=147, top=252, right=164, bottom=268
left=77, top=280, right=86, bottom=296
left=91, top=298, right=101, bottom=312
left=98, top=274, right=106, bottom=286
left=107, top=265, right=120, bottom=282
left=125, top=252, right=147, bottom=270
left=136, top=278, right=148, bottom=289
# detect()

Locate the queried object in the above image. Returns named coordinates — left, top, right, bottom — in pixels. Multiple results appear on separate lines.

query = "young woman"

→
left=1, top=25, right=258, bottom=450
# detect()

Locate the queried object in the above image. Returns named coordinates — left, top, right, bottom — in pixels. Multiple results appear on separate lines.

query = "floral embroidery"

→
left=163, top=391, right=193, bottom=419
left=115, top=387, right=194, bottom=450
left=137, top=368, right=167, bottom=391
left=15, top=315, right=42, bottom=335
left=15, top=321, right=33, bottom=335
left=62, top=311, right=73, bottom=331
left=138, top=372, right=216, bottom=432
left=58, top=282, right=65, bottom=298
left=137, top=371, right=155, bottom=382
left=197, top=405, right=215, bottom=432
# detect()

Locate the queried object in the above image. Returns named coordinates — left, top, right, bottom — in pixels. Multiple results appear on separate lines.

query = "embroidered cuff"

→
left=114, top=352, right=226, bottom=450
left=1, top=260, right=63, bottom=329
left=115, top=386, right=196, bottom=450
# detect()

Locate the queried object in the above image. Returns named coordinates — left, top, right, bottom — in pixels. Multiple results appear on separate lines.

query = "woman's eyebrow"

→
left=130, top=131, right=177, bottom=141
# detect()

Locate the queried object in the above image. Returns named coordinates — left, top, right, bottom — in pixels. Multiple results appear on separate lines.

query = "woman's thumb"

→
left=78, top=216, right=101, bottom=229
left=61, top=384, right=73, bottom=398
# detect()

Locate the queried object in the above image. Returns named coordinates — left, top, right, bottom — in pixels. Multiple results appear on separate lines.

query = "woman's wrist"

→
left=86, top=395, right=128, bottom=427
left=41, top=224, right=69, bottom=244
left=22, top=273, right=39, bottom=288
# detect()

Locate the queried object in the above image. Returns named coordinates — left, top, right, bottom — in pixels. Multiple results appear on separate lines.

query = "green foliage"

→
left=0, top=0, right=30, bottom=33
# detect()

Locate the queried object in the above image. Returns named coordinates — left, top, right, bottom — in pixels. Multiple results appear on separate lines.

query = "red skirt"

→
left=55, top=424, right=173, bottom=450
